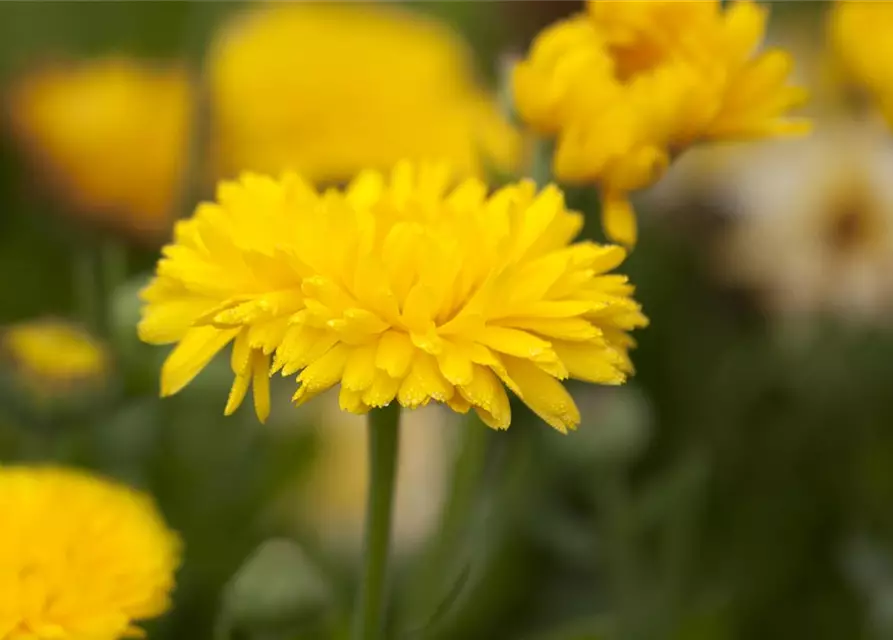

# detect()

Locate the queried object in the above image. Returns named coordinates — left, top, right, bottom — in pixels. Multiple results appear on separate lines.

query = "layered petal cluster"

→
left=829, top=0, right=893, bottom=126
left=0, top=466, right=180, bottom=639
left=139, top=162, right=647, bottom=433
left=209, top=3, right=520, bottom=184
left=6, top=58, right=193, bottom=243
left=513, top=0, right=808, bottom=246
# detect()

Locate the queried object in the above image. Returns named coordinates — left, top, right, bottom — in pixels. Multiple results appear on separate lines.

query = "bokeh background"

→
left=2, top=2, right=893, bottom=639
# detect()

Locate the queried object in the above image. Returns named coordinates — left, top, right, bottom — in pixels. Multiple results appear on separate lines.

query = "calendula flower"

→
left=829, top=0, right=893, bottom=125
left=293, top=398, right=449, bottom=554
left=209, top=3, right=520, bottom=184
left=0, top=465, right=180, bottom=638
left=513, top=0, right=808, bottom=246
left=1, top=319, right=109, bottom=399
left=139, top=161, right=647, bottom=432
left=7, top=58, right=193, bottom=243
left=721, top=121, right=893, bottom=321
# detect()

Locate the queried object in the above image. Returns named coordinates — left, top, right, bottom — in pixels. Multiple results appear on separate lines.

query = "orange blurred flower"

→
left=7, top=58, right=193, bottom=243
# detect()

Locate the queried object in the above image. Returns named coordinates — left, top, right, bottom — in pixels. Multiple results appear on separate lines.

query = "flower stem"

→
left=352, top=402, right=401, bottom=640
left=73, top=246, right=101, bottom=335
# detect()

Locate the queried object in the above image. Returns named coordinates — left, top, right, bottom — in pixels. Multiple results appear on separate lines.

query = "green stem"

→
left=352, top=403, right=401, bottom=640
left=73, top=247, right=100, bottom=334
left=596, top=468, right=639, bottom=640
left=100, top=242, right=127, bottom=303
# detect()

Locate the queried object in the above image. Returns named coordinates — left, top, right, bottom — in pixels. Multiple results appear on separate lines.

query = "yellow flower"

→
left=208, top=3, right=520, bottom=184
left=139, top=161, right=647, bottom=433
left=829, top=0, right=893, bottom=125
left=1, top=319, right=109, bottom=398
left=0, top=465, right=180, bottom=639
left=7, top=58, right=193, bottom=243
left=512, top=0, right=808, bottom=246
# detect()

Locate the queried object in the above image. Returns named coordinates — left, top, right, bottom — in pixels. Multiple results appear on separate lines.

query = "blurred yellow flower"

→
left=209, top=3, right=520, bottom=184
left=0, top=466, right=180, bottom=639
left=513, top=0, right=808, bottom=246
left=721, top=121, right=893, bottom=321
left=7, top=58, right=193, bottom=243
left=2, top=319, right=109, bottom=397
left=294, top=399, right=449, bottom=554
left=829, top=0, right=893, bottom=125
left=139, top=161, right=647, bottom=432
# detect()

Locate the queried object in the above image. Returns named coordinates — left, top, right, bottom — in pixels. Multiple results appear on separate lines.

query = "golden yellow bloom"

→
left=7, top=58, right=193, bottom=243
left=513, top=0, right=807, bottom=246
left=139, top=161, right=647, bottom=432
left=0, top=466, right=180, bottom=639
left=1, top=319, right=109, bottom=397
left=209, top=3, right=520, bottom=184
left=829, top=0, right=893, bottom=125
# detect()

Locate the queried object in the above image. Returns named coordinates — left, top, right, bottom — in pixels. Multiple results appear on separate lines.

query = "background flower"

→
left=719, top=121, right=893, bottom=322
left=6, top=58, right=193, bottom=244
left=209, top=3, right=520, bottom=185
left=0, top=465, right=180, bottom=638
left=829, top=0, right=893, bottom=126
left=512, top=0, right=807, bottom=246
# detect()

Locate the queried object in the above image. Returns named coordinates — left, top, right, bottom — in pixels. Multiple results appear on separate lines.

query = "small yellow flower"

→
left=139, top=161, right=647, bottom=433
left=1, top=319, right=109, bottom=398
left=208, top=3, right=520, bottom=184
left=829, top=0, right=893, bottom=125
left=0, top=465, right=180, bottom=639
left=7, top=58, right=193, bottom=243
left=513, top=0, right=808, bottom=246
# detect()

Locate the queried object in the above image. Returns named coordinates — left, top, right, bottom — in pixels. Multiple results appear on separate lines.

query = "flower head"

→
left=139, top=161, right=647, bottom=432
left=720, top=121, right=893, bottom=322
left=829, top=0, right=893, bottom=125
left=209, top=3, right=520, bottom=184
left=7, top=58, right=193, bottom=243
left=1, top=319, right=110, bottom=400
left=512, top=0, right=808, bottom=246
left=0, top=465, right=180, bottom=639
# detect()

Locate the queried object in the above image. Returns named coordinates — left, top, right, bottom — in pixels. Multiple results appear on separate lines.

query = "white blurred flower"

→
left=719, top=120, right=893, bottom=322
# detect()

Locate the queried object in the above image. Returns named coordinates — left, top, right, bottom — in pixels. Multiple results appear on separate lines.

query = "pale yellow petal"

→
left=503, top=356, right=580, bottom=433
left=160, top=327, right=239, bottom=397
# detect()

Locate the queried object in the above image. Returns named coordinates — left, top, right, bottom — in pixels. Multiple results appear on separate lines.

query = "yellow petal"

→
left=437, top=340, right=475, bottom=386
left=224, top=371, right=251, bottom=416
left=361, top=372, right=401, bottom=408
left=231, top=330, right=251, bottom=374
left=552, top=341, right=626, bottom=385
left=342, top=343, right=378, bottom=391
left=601, top=191, right=638, bottom=247
left=397, top=352, right=453, bottom=408
left=297, top=343, right=350, bottom=393
left=375, top=330, right=415, bottom=378
left=503, top=356, right=580, bottom=433
left=339, top=386, right=368, bottom=413
left=477, top=326, right=552, bottom=359
left=160, top=326, right=239, bottom=397
left=252, top=351, right=271, bottom=423
left=459, top=365, right=510, bottom=429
